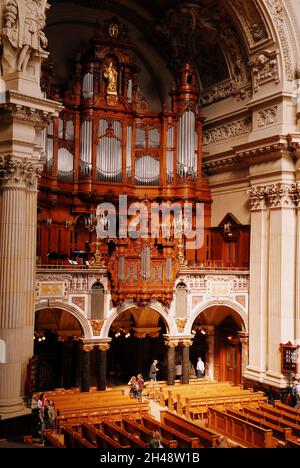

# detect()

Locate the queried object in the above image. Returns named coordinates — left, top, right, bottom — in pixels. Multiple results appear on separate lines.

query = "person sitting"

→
left=150, top=430, right=163, bottom=448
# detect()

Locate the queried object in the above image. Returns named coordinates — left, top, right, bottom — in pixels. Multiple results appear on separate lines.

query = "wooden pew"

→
left=43, top=430, right=64, bottom=448
left=81, top=422, right=129, bottom=448
left=160, top=410, right=219, bottom=448
left=208, top=407, right=278, bottom=448
left=159, top=382, right=232, bottom=407
left=244, top=406, right=300, bottom=438
left=62, top=426, right=95, bottom=448
left=286, top=438, right=300, bottom=448
left=274, top=401, right=300, bottom=416
left=122, top=416, right=177, bottom=448
left=260, top=403, right=300, bottom=424
left=140, top=414, right=199, bottom=448
left=226, top=408, right=293, bottom=443
left=184, top=392, right=267, bottom=420
left=101, top=418, right=148, bottom=448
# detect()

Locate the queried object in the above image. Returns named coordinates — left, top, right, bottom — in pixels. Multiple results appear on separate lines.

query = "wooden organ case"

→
left=38, top=18, right=212, bottom=303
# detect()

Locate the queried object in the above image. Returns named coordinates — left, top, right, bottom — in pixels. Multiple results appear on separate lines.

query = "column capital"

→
left=0, top=155, right=44, bottom=190
left=98, top=343, right=110, bottom=352
left=81, top=344, right=94, bottom=352
left=205, top=325, right=215, bottom=336
left=248, top=185, right=268, bottom=210
left=179, top=340, right=193, bottom=347
left=164, top=339, right=179, bottom=348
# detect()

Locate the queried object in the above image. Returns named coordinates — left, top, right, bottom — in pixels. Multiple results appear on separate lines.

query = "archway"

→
left=106, top=305, right=168, bottom=384
left=33, top=307, right=84, bottom=391
left=190, top=304, right=247, bottom=385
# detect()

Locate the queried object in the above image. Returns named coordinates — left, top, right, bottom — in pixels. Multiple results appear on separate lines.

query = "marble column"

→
left=265, top=184, right=296, bottom=387
left=244, top=186, right=269, bottom=384
left=181, top=341, right=192, bottom=384
left=165, top=341, right=177, bottom=386
left=294, top=185, right=300, bottom=378
left=97, top=344, right=110, bottom=391
left=238, top=332, right=249, bottom=384
left=0, top=4, right=62, bottom=419
left=205, top=326, right=215, bottom=381
left=81, top=345, right=92, bottom=392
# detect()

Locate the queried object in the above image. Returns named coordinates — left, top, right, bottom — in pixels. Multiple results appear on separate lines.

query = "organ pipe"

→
left=82, top=72, right=94, bottom=99
left=177, top=111, right=196, bottom=178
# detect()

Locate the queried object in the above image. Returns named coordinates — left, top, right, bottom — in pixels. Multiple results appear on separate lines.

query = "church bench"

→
left=61, top=426, right=96, bottom=448
left=101, top=418, right=148, bottom=448
left=140, top=414, right=199, bottom=448
left=259, top=403, right=300, bottom=425
left=208, top=407, right=278, bottom=448
left=122, top=416, right=178, bottom=448
left=226, top=409, right=293, bottom=443
left=274, top=401, right=300, bottom=417
left=57, top=402, right=149, bottom=429
left=243, top=406, right=300, bottom=438
left=159, top=382, right=233, bottom=407
left=184, top=392, right=267, bottom=419
left=81, top=422, right=129, bottom=448
left=43, top=430, right=64, bottom=448
left=160, top=410, right=219, bottom=448
left=286, top=438, right=300, bottom=448
left=166, top=385, right=244, bottom=411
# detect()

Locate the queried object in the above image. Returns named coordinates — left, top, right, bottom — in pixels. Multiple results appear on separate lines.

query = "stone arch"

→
left=35, top=301, right=93, bottom=340
left=185, top=298, right=248, bottom=335
left=101, top=300, right=177, bottom=338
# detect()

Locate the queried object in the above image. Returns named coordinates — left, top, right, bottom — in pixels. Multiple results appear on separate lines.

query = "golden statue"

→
left=103, top=62, right=118, bottom=96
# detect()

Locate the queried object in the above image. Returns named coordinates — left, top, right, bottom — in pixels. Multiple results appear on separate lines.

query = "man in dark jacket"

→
left=149, top=359, right=159, bottom=381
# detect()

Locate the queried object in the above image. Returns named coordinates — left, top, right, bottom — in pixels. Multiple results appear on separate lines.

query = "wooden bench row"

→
left=208, top=406, right=278, bottom=448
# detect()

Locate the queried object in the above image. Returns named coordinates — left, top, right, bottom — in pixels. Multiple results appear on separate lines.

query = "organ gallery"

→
left=0, top=0, right=300, bottom=450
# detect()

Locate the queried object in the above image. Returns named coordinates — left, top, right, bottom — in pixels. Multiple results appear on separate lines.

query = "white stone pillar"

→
left=264, top=184, right=296, bottom=387
left=244, top=186, right=269, bottom=383
left=238, top=332, right=249, bottom=384
left=205, top=326, right=215, bottom=381
left=292, top=183, right=300, bottom=377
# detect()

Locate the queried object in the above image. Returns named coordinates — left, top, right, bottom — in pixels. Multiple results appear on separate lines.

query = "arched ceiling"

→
left=46, top=0, right=276, bottom=108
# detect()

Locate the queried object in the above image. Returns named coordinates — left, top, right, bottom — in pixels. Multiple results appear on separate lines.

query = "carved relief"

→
left=1, top=0, right=50, bottom=75
left=249, top=183, right=298, bottom=210
left=250, top=51, right=279, bottom=92
left=257, top=106, right=278, bottom=127
left=199, top=80, right=250, bottom=107
left=90, top=320, right=104, bottom=336
left=203, top=118, right=252, bottom=146
left=71, top=296, right=86, bottom=311
left=175, top=318, right=187, bottom=333
left=248, top=185, right=268, bottom=210
left=192, top=296, right=203, bottom=308
left=265, top=0, right=293, bottom=81
left=0, top=155, right=43, bottom=189
left=229, top=0, right=269, bottom=46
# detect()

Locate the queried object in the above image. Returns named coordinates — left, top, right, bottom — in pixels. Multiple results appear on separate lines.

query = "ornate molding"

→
left=164, top=339, right=178, bottom=348
left=249, top=51, right=279, bottom=92
left=90, top=319, right=104, bottom=336
left=0, top=102, right=53, bottom=127
left=257, top=106, right=278, bottom=127
left=199, top=80, right=250, bottom=107
left=249, top=183, right=299, bottom=210
left=203, top=118, right=252, bottom=146
left=175, top=318, right=187, bottom=333
left=228, top=0, right=269, bottom=47
left=264, top=0, right=294, bottom=81
left=0, top=155, right=43, bottom=189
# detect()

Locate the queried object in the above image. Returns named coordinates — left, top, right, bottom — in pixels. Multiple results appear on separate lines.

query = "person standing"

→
left=136, top=374, right=145, bottom=401
left=196, top=357, right=205, bottom=378
left=149, top=360, right=159, bottom=382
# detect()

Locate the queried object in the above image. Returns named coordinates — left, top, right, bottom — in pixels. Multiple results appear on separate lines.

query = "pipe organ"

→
left=38, top=18, right=212, bottom=270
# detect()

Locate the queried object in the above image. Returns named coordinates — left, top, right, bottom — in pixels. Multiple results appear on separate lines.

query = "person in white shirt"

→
left=196, top=357, right=205, bottom=378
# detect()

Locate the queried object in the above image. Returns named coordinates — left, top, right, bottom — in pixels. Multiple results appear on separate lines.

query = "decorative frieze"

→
left=257, top=106, right=278, bottom=127
left=203, top=118, right=252, bottom=146
left=229, top=0, right=269, bottom=47
left=199, top=80, right=250, bottom=107
left=250, top=51, right=279, bottom=92
left=249, top=183, right=299, bottom=210
left=264, top=0, right=294, bottom=81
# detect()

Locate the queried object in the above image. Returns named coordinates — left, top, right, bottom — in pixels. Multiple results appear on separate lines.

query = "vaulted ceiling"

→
left=47, top=0, right=269, bottom=107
